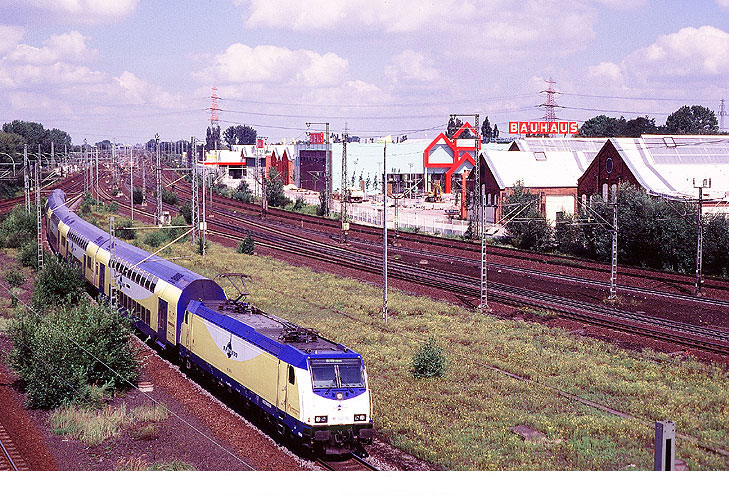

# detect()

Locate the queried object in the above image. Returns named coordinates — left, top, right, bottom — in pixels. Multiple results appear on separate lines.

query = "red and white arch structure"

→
left=423, top=122, right=479, bottom=194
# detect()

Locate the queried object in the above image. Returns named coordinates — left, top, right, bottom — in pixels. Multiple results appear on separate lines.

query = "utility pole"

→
left=23, top=144, right=30, bottom=214
left=95, top=147, right=99, bottom=200
left=382, top=142, right=388, bottom=323
left=341, top=126, right=349, bottom=243
left=109, top=216, right=116, bottom=307
left=155, top=134, right=162, bottom=226
left=35, top=159, right=43, bottom=270
left=202, top=166, right=207, bottom=259
left=694, top=178, right=710, bottom=296
left=451, top=113, right=485, bottom=309
left=258, top=137, right=268, bottom=216
left=610, top=199, right=618, bottom=300
left=130, top=147, right=134, bottom=221
left=191, top=137, right=200, bottom=245
left=325, top=122, right=330, bottom=216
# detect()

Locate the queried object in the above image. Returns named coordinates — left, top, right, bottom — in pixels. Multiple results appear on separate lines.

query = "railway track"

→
left=207, top=193, right=729, bottom=296
left=101, top=173, right=729, bottom=355
left=316, top=453, right=379, bottom=471
left=0, top=423, right=27, bottom=471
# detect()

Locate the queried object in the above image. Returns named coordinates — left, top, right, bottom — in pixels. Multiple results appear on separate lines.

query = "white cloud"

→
left=587, top=61, right=624, bottom=83
left=8, top=31, right=97, bottom=65
left=13, top=0, right=140, bottom=23
left=197, top=44, right=349, bottom=88
left=238, top=0, right=476, bottom=33
left=236, top=0, right=595, bottom=51
left=385, top=50, right=440, bottom=83
left=622, top=26, right=729, bottom=83
left=594, top=0, right=646, bottom=9
left=0, top=25, right=24, bottom=54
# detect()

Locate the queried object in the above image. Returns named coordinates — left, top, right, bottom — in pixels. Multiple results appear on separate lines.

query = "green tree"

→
left=446, top=116, right=462, bottom=138
left=481, top=116, right=492, bottom=142
left=503, top=181, right=553, bottom=251
left=2, top=120, right=72, bottom=150
left=0, top=131, right=25, bottom=161
left=578, top=115, right=627, bottom=137
left=623, top=116, right=659, bottom=137
left=206, top=125, right=221, bottom=150
left=665, top=105, right=719, bottom=134
left=266, top=172, right=289, bottom=208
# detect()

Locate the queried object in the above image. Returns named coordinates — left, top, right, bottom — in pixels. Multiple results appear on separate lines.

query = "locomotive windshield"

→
left=310, top=359, right=364, bottom=389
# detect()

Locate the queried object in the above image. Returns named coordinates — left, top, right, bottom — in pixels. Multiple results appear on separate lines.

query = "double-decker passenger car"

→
left=45, top=189, right=373, bottom=454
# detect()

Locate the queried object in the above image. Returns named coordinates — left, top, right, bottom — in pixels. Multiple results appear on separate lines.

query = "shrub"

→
left=236, top=234, right=254, bottom=255
left=132, top=187, right=144, bottom=205
left=179, top=201, right=192, bottom=224
left=293, top=198, right=305, bottom=211
left=503, top=181, right=553, bottom=251
left=5, top=267, right=26, bottom=287
left=195, top=237, right=208, bottom=255
left=19, top=240, right=39, bottom=269
left=7, top=302, right=140, bottom=408
left=0, top=204, right=36, bottom=248
left=266, top=172, right=290, bottom=208
left=30, top=256, right=86, bottom=311
left=317, top=190, right=328, bottom=216
left=161, top=189, right=178, bottom=205
left=114, top=218, right=136, bottom=240
left=143, top=229, right=168, bottom=248
left=412, top=336, right=447, bottom=379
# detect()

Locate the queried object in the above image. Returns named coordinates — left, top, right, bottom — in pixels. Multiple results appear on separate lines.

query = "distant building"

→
left=478, top=150, right=591, bottom=224
left=577, top=135, right=729, bottom=212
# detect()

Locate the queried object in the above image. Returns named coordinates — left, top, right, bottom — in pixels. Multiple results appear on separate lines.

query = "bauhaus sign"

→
left=509, top=121, right=579, bottom=135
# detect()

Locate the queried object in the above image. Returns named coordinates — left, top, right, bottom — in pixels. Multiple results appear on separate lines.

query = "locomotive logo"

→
left=222, top=340, right=238, bottom=359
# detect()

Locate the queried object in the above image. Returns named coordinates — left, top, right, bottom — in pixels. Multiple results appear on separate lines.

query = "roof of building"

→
left=601, top=135, right=729, bottom=199
left=481, top=150, right=590, bottom=189
left=510, top=137, right=605, bottom=163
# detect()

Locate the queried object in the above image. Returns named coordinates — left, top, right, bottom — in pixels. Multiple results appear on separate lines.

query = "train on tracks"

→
left=45, top=189, right=374, bottom=455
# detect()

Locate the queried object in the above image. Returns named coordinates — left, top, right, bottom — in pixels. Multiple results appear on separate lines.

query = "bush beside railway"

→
left=505, top=182, right=729, bottom=276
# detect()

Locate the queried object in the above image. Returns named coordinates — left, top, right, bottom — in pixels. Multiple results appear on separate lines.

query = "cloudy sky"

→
left=1, top=0, right=729, bottom=145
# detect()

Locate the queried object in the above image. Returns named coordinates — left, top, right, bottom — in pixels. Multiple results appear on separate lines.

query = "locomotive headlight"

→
left=315, top=416, right=328, bottom=424
left=354, top=414, right=366, bottom=422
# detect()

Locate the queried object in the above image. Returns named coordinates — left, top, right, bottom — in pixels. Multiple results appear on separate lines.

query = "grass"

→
left=50, top=403, right=169, bottom=446
left=84, top=208, right=729, bottom=470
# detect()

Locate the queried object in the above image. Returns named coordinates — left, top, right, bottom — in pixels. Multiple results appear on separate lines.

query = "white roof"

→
left=511, top=137, right=605, bottom=163
left=609, top=135, right=729, bottom=200
left=482, top=150, right=589, bottom=189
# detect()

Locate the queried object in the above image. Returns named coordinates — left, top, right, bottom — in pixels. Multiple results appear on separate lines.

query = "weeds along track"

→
left=99, top=175, right=729, bottom=355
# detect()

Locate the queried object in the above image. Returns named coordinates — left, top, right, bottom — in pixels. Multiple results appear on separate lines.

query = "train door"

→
left=157, top=298, right=168, bottom=342
left=98, top=263, right=105, bottom=295
left=277, top=361, right=288, bottom=413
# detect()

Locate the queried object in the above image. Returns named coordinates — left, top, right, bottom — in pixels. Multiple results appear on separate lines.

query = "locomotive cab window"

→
left=288, top=365, right=295, bottom=385
left=338, top=363, right=364, bottom=388
left=310, top=364, right=337, bottom=389
left=310, top=360, right=364, bottom=389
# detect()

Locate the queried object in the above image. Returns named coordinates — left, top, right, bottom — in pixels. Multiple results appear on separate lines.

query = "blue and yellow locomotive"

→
left=46, top=189, right=373, bottom=454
